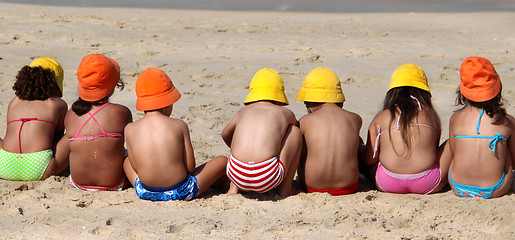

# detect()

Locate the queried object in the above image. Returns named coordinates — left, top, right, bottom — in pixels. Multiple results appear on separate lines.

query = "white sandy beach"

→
left=0, top=2, right=514, bottom=239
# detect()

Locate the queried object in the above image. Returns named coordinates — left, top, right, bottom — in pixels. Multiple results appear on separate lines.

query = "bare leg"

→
left=41, top=136, right=70, bottom=180
left=193, top=155, right=228, bottom=194
left=278, top=125, right=302, bottom=197
left=431, top=140, right=452, bottom=193
left=123, top=156, right=138, bottom=187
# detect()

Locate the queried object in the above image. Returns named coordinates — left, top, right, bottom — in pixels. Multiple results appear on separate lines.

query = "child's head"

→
left=13, top=57, right=63, bottom=100
left=136, top=68, right=181, bottom=114
left=244, top=68, right=289, bottom=106
left=457, top=56, right=505, bottom=123
left=296, top=67, right=345, bottom=111
left=384, top=63, right=434, bottom=111
left=384, top=63, right=439, bottom=153
left=72, top=54, right=124, bottom=116
left=13, top=65, right=62, bottom=101
left=29, top=57, right=64, bottom=97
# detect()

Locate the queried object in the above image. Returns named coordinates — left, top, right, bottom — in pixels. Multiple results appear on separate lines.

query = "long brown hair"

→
left=383, top=86, right=440, bottom=155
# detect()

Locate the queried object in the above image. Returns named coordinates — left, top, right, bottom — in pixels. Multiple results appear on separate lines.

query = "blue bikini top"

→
left=454, top=108, right=506, bottom=153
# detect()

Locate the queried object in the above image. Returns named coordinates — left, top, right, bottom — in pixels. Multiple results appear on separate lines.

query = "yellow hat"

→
left=296, top=67, right=345, bottom=103
left=244, top=68, right=289, bottom=105
left=388, top=63, right=430, bottom=93
left=30, top=57, right=64, bottom=94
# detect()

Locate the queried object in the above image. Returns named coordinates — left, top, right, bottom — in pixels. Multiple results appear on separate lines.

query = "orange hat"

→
left=136, top=68, right=181, bottom=111
left=460, top=57, right=501, bottom=102
left=77, top=54, right=120, bottom=102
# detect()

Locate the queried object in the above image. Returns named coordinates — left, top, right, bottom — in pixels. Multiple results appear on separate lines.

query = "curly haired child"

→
left=0, top=57, right=68, bottom=181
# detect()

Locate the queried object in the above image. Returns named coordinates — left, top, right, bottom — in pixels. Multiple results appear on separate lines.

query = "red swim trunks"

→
left=306, top=178, right=359, bottom=196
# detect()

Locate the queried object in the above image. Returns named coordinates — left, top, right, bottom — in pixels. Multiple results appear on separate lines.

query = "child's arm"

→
left=182, top=122, right=196, bottom=174
left=507, top=116, right=515, bottom=169
left=121, top=105, right=133, bottom=127
left=286, top=110, right=298, bottom=126
left=123, top=129, right=138, bottom=186
left=363, top=120, right=379, bottom=166
left=221, top=113, right=238, bottom=148
left=53, top=100, right=68, bottom=145
left=448, top=115, right=456, bottom=156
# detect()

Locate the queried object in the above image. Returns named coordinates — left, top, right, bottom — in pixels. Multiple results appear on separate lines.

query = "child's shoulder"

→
left=503, top=113, right=515, bottom=127
left=108, top=103, right=132, bottom=115
left=372, top=109, right=390, bottom=121
left=341, top=108, right=362, bottom=121
left=449, top=107, right=469, bottom=123
left=48, top=97, right=68, bottom=109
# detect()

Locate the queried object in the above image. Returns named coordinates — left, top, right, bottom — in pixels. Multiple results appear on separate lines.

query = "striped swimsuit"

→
left=226, top=155, right=285, bottom=193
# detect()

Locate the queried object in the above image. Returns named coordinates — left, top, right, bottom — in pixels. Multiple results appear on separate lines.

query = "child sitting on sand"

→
left=65, top=54, right=132, bottom=191
left=445, top=57, right=513, bottom=198
left=222, top=67, right=302, bottom=197
left=363, top=63, right=449, bottom=194
left=0, top=57, right=69, bottom=181
left=296, top=67, right=362, bottom=195
left=123, top=68, right=228, bottom=201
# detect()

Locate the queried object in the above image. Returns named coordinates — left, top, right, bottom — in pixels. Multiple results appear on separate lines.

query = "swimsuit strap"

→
left=476, top=108, right=484, bottom=134
left=373, top=125, right=390, bottom=159
left=7, top=118, right=56, bottom=153
left=410, top=95, right=422, bottom=111
left=488, top=133, right=507, bottom=153
left=70, top=102, right=119, bottom=141
left=454, top=108, right=506, bottom=153
left=454, top=134, right=507, bottom=153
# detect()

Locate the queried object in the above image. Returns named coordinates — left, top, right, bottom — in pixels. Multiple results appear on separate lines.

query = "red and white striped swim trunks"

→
left=226, top=154, right=285, bottom=193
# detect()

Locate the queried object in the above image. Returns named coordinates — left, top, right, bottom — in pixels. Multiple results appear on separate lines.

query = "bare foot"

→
left=228, top=182, right=239, bottom=195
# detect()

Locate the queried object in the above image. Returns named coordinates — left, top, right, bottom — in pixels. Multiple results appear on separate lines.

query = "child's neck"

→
left=309, top=103, right=338, bottom=113
left=254, top=101, right=281, bottom=106
left=144, top=109, right=170, bottom=117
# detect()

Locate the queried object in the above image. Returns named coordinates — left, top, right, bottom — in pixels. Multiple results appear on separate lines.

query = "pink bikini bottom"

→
left=375, top=163, right=441, bottom=194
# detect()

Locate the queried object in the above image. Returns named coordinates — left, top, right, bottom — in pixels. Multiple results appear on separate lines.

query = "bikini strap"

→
left=72, top=102, right=111, bottom=139
left=476, top=108, right=484, bottom=135
left=410, top=95, right=422, bottom=111
left=7, top=118, right=56, bottom=153
left=488, top=133, right=507, bottom=153
left=373, top=125, right=390, bottom=159
left=396, top=110, right=401, bottom=130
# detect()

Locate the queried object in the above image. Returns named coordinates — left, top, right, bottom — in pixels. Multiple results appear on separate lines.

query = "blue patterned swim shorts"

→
left=135, top=174, right=199, bottom=201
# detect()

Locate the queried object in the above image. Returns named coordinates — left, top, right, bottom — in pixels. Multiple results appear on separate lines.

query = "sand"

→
left=0, top=2, right=514, bottom=239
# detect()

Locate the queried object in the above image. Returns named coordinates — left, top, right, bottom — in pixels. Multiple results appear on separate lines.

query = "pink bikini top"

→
left=373, top=96, right=436, bottom=158
left=7, top=117, right=56, bottom=153
left=69, top=102, right=123, bottom=141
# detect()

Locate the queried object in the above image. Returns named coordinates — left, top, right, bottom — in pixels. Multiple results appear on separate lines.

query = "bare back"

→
left=65, top=103, right=131, bottom=187
left=3, top=97, right=67, bottom=153
left=222, top=101, right=297, bottom=162
left=125, top=112, right=193, bottom=188
left=299, top=104, right=362, bottom=189
left=449, top=106, right=514, bottom=187
left=366, top=106, right=441, bottom=174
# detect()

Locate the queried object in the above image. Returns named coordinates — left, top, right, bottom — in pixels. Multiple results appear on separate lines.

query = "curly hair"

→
left=13, top=66, right=61, bottom=100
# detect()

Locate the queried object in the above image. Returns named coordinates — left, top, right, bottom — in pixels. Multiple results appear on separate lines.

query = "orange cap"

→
left=77, top=54, right=120, bottom=101
left=136, top=68, right=181, bottom=111
left=460, top=57, right=501, bottom=102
